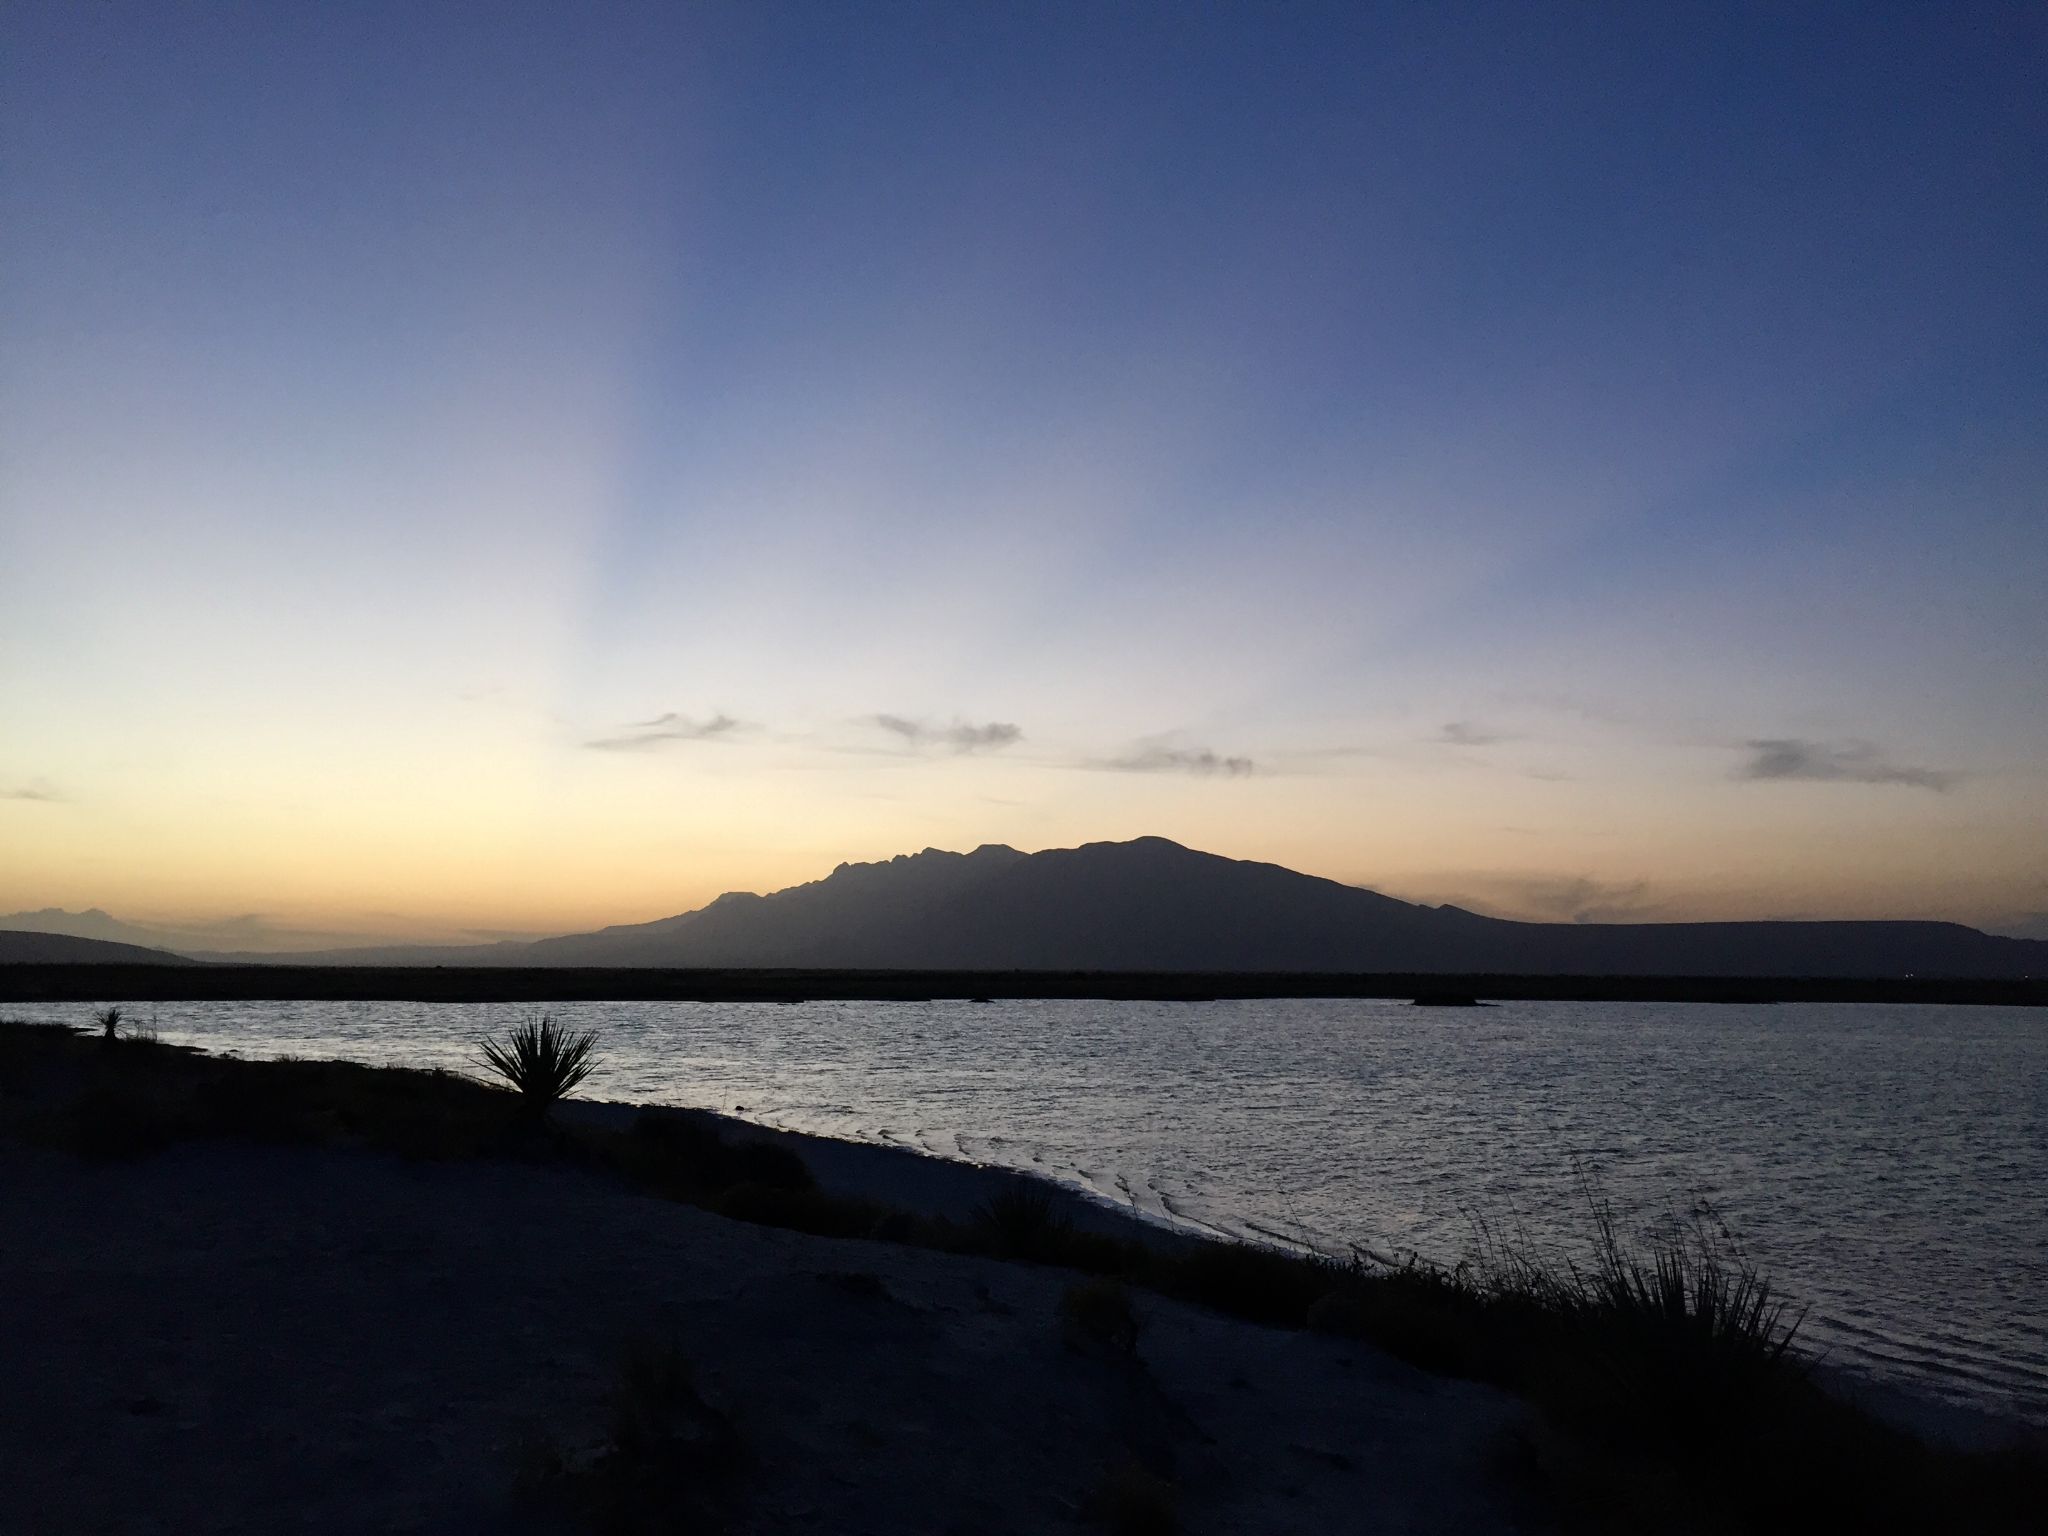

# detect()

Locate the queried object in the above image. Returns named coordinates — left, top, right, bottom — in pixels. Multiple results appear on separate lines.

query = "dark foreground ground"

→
left=7, top=962, right=2044, bottom=1006
left=5, top=1020, right=2044, bottom=1534
left=1, top=1140, right=1534, bottom=1536
left=1, top=1017, right=1532, bottom=1535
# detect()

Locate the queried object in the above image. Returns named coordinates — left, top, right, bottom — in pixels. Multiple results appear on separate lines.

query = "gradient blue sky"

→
left=4, top=2, right=2045, bottom=946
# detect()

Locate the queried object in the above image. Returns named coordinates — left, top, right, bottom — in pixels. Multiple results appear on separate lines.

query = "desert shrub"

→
left=94, top=1007, right=123, bottom=1041
left=1437, top=1199, right=1810, bottom=1451
left=476, top=1014, right=601, bottom=1118
left=1571, top=1201, right=1802, bottom=1397
left=619, top=1109, right=815, bottom=1200
left=970, top=1183, right=1073, bottom=1260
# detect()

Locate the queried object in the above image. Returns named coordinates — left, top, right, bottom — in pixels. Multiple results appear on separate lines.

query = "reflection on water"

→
left=44, top=995, right=2047, bottom=1425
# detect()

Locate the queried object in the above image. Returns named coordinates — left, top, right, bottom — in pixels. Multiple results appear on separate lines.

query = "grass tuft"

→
left=616, top=1109, right=815, bottom=1200
left=970, top=1183, right=1073, bottom=1260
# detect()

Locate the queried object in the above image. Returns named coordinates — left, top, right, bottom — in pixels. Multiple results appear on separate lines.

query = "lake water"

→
left=25, top=996, right=2046, bottom=1429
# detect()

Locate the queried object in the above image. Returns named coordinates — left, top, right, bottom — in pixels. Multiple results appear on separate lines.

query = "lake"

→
left=28, top=995, right=2045, bottom=1429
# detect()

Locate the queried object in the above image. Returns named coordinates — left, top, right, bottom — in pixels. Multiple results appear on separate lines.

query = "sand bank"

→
left=1, top=1129, right=1532, bottom=1534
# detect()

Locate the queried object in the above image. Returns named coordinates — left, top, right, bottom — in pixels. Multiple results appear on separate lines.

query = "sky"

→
left=3, top=2, right=2045, bottom=949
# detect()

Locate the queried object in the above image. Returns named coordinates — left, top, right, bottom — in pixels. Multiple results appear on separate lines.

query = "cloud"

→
left=1517, top=875, right=1655, bottom=924
left=2, top=785, right=61, bottom=802
left=1438, top=721, right=1508, bottom=747
left=1991, top=912, right=2048, bottom=943
left=1097, top=745, right=1255, bottom=777
left=1406, top=873, right=1662, bottom=924
left=586, top=713, right=743, bottom=751
left=870, top=715, right=1022, bottom=754
left=1736, top=739, right=1957, bottom=792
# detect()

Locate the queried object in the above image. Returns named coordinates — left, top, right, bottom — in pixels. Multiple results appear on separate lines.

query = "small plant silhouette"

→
left=476, top=1014, right=601, bottom=1118
left=94, top=1007, right=123, bottom=1041
left=971, top=1184, right=1072, bottom=1259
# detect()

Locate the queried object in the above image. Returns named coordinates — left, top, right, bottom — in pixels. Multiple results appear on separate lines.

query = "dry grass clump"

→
left=1296, top=1203, right=2048, bottom=1533
left=615, top=1109, right=813, bottom=1198
left=970, top=1183, right=1073, bottom=1260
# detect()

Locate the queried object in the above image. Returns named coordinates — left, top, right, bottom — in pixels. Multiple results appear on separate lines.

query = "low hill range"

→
left=0, top=930, right=195, bottom=966
left=5, top=837, right=2043, bottom=978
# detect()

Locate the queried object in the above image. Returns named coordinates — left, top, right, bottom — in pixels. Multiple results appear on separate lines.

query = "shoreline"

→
left=10, top=1007, right=2044, bottom=1445
left=579, top=1095, right=2040, bottom=1454
left=6, top=960, right=2045, bottom=1007
left=5, top=1017, right=2043, bottom=1531
left=559, top=1094, right=1206, bottom=1253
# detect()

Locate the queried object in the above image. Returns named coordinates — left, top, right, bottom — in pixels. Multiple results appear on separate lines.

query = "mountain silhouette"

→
left=0, top=930, right=196, bottom=965
left=155, top=836, right=2046, bottom=977
left=0, top=906, right=171, bottom=949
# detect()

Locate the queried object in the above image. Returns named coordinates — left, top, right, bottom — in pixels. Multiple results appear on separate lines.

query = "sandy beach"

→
left=1, top=1126, right=1532, bottom=1534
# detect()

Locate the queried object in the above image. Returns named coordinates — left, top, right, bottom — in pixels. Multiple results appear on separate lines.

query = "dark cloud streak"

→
left=585, top=713, right=743, bottom=751
left=1737, top=738, right=1956, bottom=791
left=1097, top=746, right=1254, bottom=777
left=871, top=715, right=1022, bottom=754
left=1438, top=721, right=1508, bottom=747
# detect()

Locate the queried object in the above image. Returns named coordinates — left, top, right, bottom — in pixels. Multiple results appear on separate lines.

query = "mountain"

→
left=162, top=836, right=2047, bottom=978
left=0, top=930, right=197, bottom=965
left=29, top=838, right=2042, bottom=977
left=508, top=837, right=2042, bottom=977
left=0, top=907, right=171, bottom=948
left=522, top=843, right=1036, bottom=967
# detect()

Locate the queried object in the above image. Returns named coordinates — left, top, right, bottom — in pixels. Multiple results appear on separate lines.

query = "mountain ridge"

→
left=0, top=930, right=197, bottom=966
left=8, top=837, right=2043, bottom=978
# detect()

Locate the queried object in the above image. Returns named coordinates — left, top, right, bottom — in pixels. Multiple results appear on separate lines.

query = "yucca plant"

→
left=476, top=1014, right=601, bottom=1119
left=94, top=1006, right=123, bottom=1041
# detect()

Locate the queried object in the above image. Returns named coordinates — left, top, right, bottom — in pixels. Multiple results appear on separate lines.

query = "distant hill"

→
left=164, top=836, right=2047, bottom=978
left=0, top=930, right=197, bottom=966
left=0, top=906, right=171, bottom=949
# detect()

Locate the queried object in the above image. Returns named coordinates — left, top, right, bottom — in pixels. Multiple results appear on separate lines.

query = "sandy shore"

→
left=561, top=1097, right=1196, bottom=1246
left=1, top=1116, right=1534, bottom=1534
